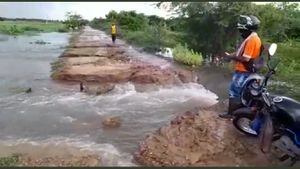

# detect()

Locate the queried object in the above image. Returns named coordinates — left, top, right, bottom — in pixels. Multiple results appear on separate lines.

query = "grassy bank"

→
left=0, top=154, right=20, bottom=167
left=90, top=20, right=203, bottom=66
left=90, top=20, right=184, bottom=53
left=0, top=21, right=68, bottom=35
left=269, top=40, right=300, bottom=100
left=173, top=43, right=203, bottom=66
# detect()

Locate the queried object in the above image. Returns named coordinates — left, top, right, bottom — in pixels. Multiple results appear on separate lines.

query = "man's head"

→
left=237, top=15, right=260, bottom=39
left=112, top=23, right=115, bottom=26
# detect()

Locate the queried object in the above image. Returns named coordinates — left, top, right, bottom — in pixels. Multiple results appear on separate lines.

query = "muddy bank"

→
left=134, top=104, right=279, bottom=166
left=0, top=143, right=101, bottom=167
left=51, top=27, right=195, bottom=93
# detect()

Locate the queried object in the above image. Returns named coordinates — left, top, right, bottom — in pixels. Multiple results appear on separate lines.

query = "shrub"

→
left=22, top=26, right=42, bottom=31
left=7, top=25, right=24, bottom=35
left=57, top=27, right=68, bottom=32
left=0, top=154, right=20, bottom=166
left=173, top=43, right=203, bottom=66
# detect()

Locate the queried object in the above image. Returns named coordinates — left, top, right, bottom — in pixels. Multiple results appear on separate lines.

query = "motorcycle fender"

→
left=242, top=74, right=264, bottom=88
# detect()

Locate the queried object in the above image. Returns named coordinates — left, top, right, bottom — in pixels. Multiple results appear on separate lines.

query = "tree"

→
left=158, top=2, right=300, bottom=58
left=64, top=12, right=85, bottom=30
left=105, top=10, right=118, bottom=21
left=159, top=2, right=254, bottom=58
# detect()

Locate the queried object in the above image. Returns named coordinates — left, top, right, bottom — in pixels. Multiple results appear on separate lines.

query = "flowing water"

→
left=0, top=33, right=219, bottom=166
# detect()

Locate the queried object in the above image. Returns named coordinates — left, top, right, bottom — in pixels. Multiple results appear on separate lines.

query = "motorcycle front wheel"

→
left=233, top=108, right=258, bottom=137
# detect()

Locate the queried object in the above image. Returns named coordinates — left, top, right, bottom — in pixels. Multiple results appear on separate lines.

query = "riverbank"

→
left=134, top=104, right=281, bottom=166
left=0, top=20, right=67, bottom=35
left=0, top=143, right=101, bottom=167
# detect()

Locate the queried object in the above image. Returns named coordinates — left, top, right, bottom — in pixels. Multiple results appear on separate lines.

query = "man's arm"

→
left=225, top=39, right=256, bottom=62
left=226, top=53, right=250, bottom=62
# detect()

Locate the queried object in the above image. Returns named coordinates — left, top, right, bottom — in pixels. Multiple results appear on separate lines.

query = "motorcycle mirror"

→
left=268, top=43, right=277, bottom=57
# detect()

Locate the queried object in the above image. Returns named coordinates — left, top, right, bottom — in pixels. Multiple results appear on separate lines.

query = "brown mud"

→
left=134, top=103, right=280, bottom=166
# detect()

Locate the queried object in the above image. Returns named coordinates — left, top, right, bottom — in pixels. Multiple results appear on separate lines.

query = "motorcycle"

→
left=232, top=43, right=300, bottom=166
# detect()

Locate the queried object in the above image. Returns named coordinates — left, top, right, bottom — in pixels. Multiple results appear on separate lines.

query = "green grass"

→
left=276, top=41, right=300, bottom=81
left=0, top=21, right=68, bottom=35
left=0, top=154, right=21, bottom=167
left=270, top=40, right=300, bottom=100
left=173, top=43, right=203, bottom=66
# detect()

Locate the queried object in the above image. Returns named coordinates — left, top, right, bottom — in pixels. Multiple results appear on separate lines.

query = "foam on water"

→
left=60, top=116, right=77, bottom=123
left=0, top=136, right=135, bottom=166
left=93, top=82, right=218, bottom=107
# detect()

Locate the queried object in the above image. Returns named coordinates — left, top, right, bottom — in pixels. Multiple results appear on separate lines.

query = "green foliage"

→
left=173, top=43, right=203, bottom=66
left=8, top=25, right=23, bottom=35
left=275, top=41, right=300, bottom=83
left=0, top=154, right=20, bottom=166
left=163, top=2, right=257, bottom=58
left=90, top=10, right=184, bottom=52
left=0, top=21, right=67, bottom=35
left=160, top=2, right=300, bottom=57
left=106, top=10, right=149, bottom=32
left=63, top=12, right=87, bottom=30
left=89, top=3, right=299, bottom=99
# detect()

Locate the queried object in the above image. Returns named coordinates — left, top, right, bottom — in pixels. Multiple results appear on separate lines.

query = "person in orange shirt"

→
left=219, top=15, right=263, bottom=118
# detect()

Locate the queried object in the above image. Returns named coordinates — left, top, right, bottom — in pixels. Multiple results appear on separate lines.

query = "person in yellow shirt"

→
left=219, top=15, right=263, bottom=118
left=111, top=23, right=117, bottom=44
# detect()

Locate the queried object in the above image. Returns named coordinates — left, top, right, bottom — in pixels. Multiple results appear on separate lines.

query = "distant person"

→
left=219, top=15, right=263, bottom=118
left=111, top=23, right=117, bottom=44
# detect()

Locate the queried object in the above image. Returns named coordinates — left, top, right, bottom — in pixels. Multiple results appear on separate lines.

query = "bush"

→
left=173, top=43, right=203, bottom=66
left=0, top=21, right=68, bottom=35
left=22, top=26, right=42, bottom=31
left=124, top=29, right=159, bottom=51
left=0, top=154, right=20, bottom=166
left=58, top=27, right=68, bottom=32
left=6, top=25, right=24, bottom=35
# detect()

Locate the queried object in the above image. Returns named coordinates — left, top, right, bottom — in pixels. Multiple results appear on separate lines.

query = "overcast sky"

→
left=0, top=2, right=173, bottom=20
left=0, top=2, right=294, bottom=21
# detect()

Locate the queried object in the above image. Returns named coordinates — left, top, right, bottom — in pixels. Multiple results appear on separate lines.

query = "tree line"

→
left=90, top=2, right=299, bottom=59
left=0, top=17, right=62, bottom=22
left=164, top=2, right=300, bottom=58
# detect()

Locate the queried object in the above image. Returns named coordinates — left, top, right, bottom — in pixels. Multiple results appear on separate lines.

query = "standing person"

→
left=219, top=15, right=263, bottom=119
left=111, top=23, right=117, bottom=44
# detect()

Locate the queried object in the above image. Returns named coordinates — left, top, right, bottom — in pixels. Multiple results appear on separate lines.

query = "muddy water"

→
left=0, top=33, right=218, bottom=166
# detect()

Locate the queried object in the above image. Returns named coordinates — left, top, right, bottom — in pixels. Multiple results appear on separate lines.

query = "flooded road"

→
left=0, top=32, right=218, bottom=166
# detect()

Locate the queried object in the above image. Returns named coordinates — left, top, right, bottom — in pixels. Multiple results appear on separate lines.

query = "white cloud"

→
left=0, top=2, right=171, bottom=20
left=2, top=2, right=298, bottom=21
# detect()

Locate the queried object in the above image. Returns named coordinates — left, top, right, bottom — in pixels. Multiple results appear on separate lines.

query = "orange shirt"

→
left=235, top=33, right=262, bottom=72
